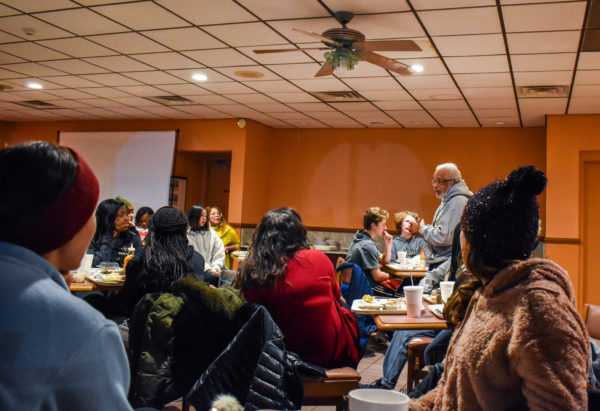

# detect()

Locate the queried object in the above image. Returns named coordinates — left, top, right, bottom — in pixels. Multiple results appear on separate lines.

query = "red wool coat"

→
left=244, top=249, right=360, bottom=369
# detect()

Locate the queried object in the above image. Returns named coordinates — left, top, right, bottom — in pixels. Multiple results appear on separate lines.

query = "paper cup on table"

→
left=404, top=285, right=424, bottom=318
left=349, top=388, right=409, bottom=411
left=78, top=253, right=94, bottom=275
left=396, top=251, right=407, bottom=266
left=440, top=281, right=455, bottom=304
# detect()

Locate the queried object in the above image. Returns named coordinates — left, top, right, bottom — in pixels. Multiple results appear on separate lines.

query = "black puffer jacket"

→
left=127, top=277, right=244, bottom=408
left=187, top=303, right=326, bottom=411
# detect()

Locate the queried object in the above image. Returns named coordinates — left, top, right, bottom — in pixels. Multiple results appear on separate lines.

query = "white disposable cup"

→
left=440, top=281, right=455, bottom=303
left=404, top=285, right=424, bottom=318
left=349, top=388, right=409, bottom=411
left=78, top=253, right=94, bottom=275
left=396, top=251, right=407, bottom=265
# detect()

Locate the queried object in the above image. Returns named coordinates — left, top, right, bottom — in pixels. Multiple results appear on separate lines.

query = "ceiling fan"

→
left=253, top=11, right=422, bottom=77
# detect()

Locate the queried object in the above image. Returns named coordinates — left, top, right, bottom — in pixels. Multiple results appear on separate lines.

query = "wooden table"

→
left=373, top=301, right=448, bottom=331
left=383, top=264, right=427, bottom=279
left=69, top=279, right=123, bottom=292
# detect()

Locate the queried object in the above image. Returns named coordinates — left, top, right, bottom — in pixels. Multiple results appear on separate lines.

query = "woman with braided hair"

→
left=117, top=206, right=207, bottom=317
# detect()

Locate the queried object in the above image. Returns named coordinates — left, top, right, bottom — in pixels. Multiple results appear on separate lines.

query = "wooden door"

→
left=582, top=155, right=600, bottom=306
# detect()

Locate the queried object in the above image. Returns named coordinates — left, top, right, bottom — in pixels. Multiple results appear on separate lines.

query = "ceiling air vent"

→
left=309, top=91, right=366, bottom=102
left=146, top=95, right=194, bottom=105
left=517, top=85, right=569, bottom=98
left=16, top=100, right=59, bottom=109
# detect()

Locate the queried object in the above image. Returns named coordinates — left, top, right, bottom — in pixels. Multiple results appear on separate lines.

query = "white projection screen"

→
left=59, top=131, right=176, bottom=212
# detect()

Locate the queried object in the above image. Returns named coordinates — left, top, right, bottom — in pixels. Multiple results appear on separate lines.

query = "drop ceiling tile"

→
left=329, top=102, right=378, bottom=112
left=349, top=110, right=395, bottom=121
left=474, top=108, right=518, bottom=117
left=444, top=55, right=509, bottom=73
left=183, top=48, right=255, bottom=67
left=35, top=8, right=128, bottom=35
left=122, top=71, right=183, bottom=85
left=80, top=98, right=125, bottom=108
left=284, top=118, right=328, bottom=128
left=321, top=119, right=364, bottom=128
left=253, top=117, right=293, bottom=127
left=0, top=42, right=68, bottom=61
left=267, top=63, right=323, bottom=80
left=202, top=22, right=288, bottom=47
left=333, top=62, right=390, bottom=78
left=507, top=31, right=580, bottom=54
left=288, top=102, right=336, bottom=112
left=411, top=0, right=493, bottom=9
left=454, top=72, right=512, bottom=88
left=3, top=77, right=62, bottom=90
left=69, top=107, right=119, bottom=117
left=308, top=111, right=352, bottom=121
left=342, top=77, right=404, bottom=91
left=81, top=73, right=143, bottom=86
left=438, top=118, right=480, bottom=127
left=0, top=51, right=24, bottom=64
left=575, top=70, right=600, bottom=85
left=113, top=85, right=167, bottom=97
left=519, top=97, right=567, bottom=113
left=225, top=93, right=277, bottom=104
left=577, top=52, right=600, bottom=70
left=42, top=59, right=109, bottom=74
left=410, top=88, right=461, bottom=100
left=571, top=85, right=600, bottom=98
left=5, top=89, right=56, bottom=100
left=374, top=100, right=421, bottom=110
left=269, top=92, right=320, bottom=103
left=479, top=118, right=521, bottom=127
left=79, top=87, right=133, bottom=98
left=215, top=66, right=281, bottom=81
left=141, top=27, right=226, bottom=50
left=83, top=56, right=154, bottom=72
left=110, top=106, right=156, bottom=116
left=37, top=37, right=118, bottom=58
left=0, top=14, right=73, bottom=40
left=468, top=98, right=517, bottom=109
left=92, top=2, right=190, bottom=30
left=242, top=80, right=302, bottom=93
left=513, top=71, right=573, bottom=86
left=350, top=12, right=425, bottom=39
left=397, top=74, right=456, bottom=89
left=500, top=0, right=582, bottom=4
left=185, top=95, right=234, bottom=105
left=41, top=75, right=101, bottom=88
left=166, top=68, right=230, bottom=82
left=324, top=0, right=410, bottom=13
left=154, top=84, right=214, bottom=96
left=111, top=96, right=162, bottom=105
left=429, top=109, right=476, bottom=119
left=2, top=62, right=66, bottom=76
left=291, top=78, right=351, bottom=92
left=45, top=99, right=94, bottom=109
left=213, top=104, right=264, bottom=117
left=394, top=57, right=448, bottom=75
left=418, top=7, right=501, bottom=36
left=0, top=67, right=24, bottom=78
left=501, top=2, right=586, bottom=33
left=422, top=100, right=469, bottom=110
left=200, top=81, right=255, bottom=94
left=0, top=32, right=22, bottom=43
left=462, top=87, right=515, bottom=99
left=87, top=32, right=169, bottom=54
left=360, top=90, right=412, bottom=101
left=433, top=34, right=505, bottom=57
left=239, top=45, right=314, bottom=64
left=155, top=0, right=257, bottom=25
left=520, top=114, right=545, bottom=126
left=133, top=52, right=202, bottom=70
left=140, top=105, right=193, bottom=117
left=0, top=4, right=19, bottom=16
left=2, top=0, right=79, bottom=13
left=267, top=17, right=343, bottom=44
left=238, top=0, right=329, bottom=19
left=511, top=53, right=576, bottom=72
left=42, top=88, right=97, bottom=99
left=386, top=110, right=438, bottom=126
left=568, top=97, right=600, bottom=114
left=253, top=103, right=297, bottom=113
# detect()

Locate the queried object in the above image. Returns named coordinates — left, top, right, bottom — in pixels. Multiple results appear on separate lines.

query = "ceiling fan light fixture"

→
left=325, top=49, right=358, bottom=75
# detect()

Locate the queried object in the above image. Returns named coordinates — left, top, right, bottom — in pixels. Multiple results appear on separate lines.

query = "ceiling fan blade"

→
left=293, top=28, right=342, bottom=47
left=359, top=50, right=412, bottom=76
left=253, top=47, right=327, bottom=54
left=354, top=40, right=422, bottom=52
left=314, top=61, right=334, bottom=77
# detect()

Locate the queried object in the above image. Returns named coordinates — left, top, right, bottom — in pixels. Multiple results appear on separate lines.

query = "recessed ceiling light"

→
left=234, top=69, right=264, bottom=79
left=495, top=121, right=505, bottom=125
left=191, top=73, right=207, bottom=82
left=27, top=82, right=43, bottom=89
left=410, top=64, right=424, bottom=73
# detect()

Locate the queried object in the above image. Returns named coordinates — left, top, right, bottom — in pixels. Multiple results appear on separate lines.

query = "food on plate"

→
left=362, top=294, right=374, bottom=302
left=104, top=272, right=125, bottom=281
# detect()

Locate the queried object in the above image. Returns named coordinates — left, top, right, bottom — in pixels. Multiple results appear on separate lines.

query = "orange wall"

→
left=265, top=127, right=546, bottom=229
left=546, top=114, right=600, bottom=309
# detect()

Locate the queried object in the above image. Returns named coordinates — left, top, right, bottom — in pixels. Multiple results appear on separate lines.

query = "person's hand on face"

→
left=114, top=206, right=130, bottom=236
left=408, top=220, right=421, bottom=235
left=383, top=230, right=393, bottom=244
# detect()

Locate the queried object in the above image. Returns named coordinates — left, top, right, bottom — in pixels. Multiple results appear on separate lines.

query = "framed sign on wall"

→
left=169, top=176, right=187, bottom=210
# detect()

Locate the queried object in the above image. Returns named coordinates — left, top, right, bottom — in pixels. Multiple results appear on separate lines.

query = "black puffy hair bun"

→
left=506, top=165, right=547, bottom=198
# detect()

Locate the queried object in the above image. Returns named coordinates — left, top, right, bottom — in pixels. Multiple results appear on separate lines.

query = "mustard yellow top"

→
left=211, top=223, right=240, bottom=268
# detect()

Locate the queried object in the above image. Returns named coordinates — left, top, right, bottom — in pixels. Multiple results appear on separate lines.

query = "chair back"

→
left=584, top=304, right=600, bottom=341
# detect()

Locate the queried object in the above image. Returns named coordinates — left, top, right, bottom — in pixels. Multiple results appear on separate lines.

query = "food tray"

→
left=351, top=297, right=407, bottom=315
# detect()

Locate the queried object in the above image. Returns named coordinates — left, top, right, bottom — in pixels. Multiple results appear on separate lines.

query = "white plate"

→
left=351, top=297, right=407, bottom=314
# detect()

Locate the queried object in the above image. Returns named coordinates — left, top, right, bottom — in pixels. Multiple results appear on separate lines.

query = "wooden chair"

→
left=406, top=336, right=434, bottom=393
left=335, top=257, right=353, bottom=287
left=302, top=366, right=362, bottom=411
left=584, top=303, right=600, bottom=344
